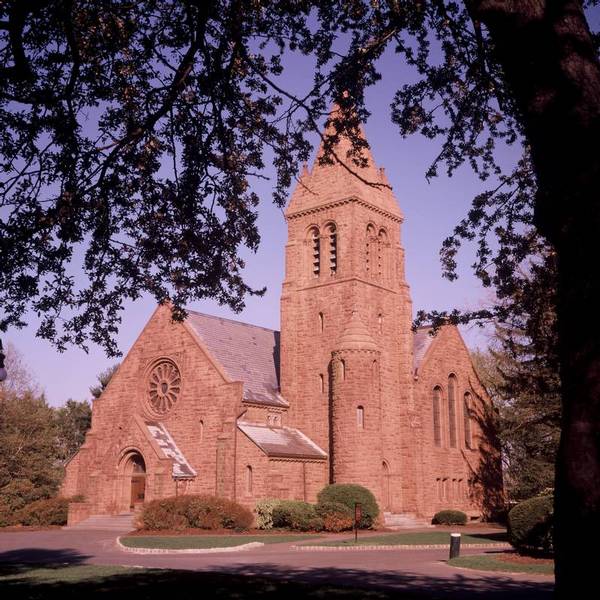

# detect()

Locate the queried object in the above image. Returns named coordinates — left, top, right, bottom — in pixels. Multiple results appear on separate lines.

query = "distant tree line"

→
left=0, top=345, right=118, bottom=525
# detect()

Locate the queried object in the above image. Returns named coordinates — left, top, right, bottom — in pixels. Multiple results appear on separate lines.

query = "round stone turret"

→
left=335, top=310, right=378, bottom=352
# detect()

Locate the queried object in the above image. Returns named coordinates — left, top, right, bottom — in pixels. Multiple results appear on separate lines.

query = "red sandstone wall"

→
left=414, top=326, right=503, bottom=518
left=61, top=304, right=242, bottom=513
left=281, top=198, right=419, bottom=514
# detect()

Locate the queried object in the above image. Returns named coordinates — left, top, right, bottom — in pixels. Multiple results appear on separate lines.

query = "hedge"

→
left=13, top=497, right=70, bottom=526
left=507, top=495, right=553, bottom=554
left=315, top=501, right=354, bottom=532
left=272, top=500, right=323, bottom=531
left=317, top=484, right=379, bottom=528
left=139, top=495, right=253, bottom=531
left=255, top=499, right=281, bottom=530
left=432, top=510, right=468, bottom=526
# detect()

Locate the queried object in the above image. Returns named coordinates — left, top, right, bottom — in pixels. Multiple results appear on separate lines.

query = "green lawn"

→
left=448, top=554, right=554, bottom=575
left=308, top=531, right=508, bottom=547
left=120, top=533, right=316, bottom=549
left=0, top=564, right=412, bottom=599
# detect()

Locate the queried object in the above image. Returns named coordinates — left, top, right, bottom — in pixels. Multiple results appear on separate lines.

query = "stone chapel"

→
left=62, top=112, right=503, bottom=526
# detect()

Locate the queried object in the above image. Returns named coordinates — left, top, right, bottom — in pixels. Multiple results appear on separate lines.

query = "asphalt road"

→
left=0, top=528, right=554, bottom=599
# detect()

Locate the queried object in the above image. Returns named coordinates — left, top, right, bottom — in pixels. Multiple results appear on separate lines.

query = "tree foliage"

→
left=0, top=391, right=63, bottom=522
left=89, top=363, right=119, bottom=399
left=473, top=247, right=560, bottom=500
left=54, top=398, right=91, bottom=461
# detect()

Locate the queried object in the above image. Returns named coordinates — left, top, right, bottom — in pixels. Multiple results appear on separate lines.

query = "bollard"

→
left=449, top=533, right=461, bottom=559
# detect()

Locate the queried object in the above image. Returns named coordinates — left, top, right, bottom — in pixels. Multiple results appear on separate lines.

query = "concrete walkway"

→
left=0, top=528, right=554, bottom=599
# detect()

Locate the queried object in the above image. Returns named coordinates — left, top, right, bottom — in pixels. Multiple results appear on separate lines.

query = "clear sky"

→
left=7, top=42, right=514, bottom=407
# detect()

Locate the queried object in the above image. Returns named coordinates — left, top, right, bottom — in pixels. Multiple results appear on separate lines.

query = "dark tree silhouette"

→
left=1, top=1, right=599, bottom=592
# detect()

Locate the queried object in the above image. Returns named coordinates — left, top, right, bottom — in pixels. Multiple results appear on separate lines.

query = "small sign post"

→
left=449, top=533, right=461, bottom=559
left=354, top=502, right=362, bottom=543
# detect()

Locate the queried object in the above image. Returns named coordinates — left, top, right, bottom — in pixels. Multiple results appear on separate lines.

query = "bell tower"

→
left=280, top=107, right=418, bottom=512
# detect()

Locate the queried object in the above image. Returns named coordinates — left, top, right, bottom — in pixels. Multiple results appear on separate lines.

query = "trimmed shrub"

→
left=316, top=501, right=354, bottom=532
left=139, top=495, right=253, bottom=531
left=255, top=499, right=281, bottom=530
left=317, top=484, right=379, bottom=528
left=508, top=495, right=553, bottom=554
left=272, top=500, right=323, bottom=531
left=15, top=497, right=69, bottom=526
left=432, top=510, right=468, bottom=526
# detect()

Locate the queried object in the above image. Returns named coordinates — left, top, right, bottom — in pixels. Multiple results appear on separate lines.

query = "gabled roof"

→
left=185, top=311, right=288, bottom=408
left=413, top=326, right=435, bottom=374
left=238, top=422, right=327, bottom=460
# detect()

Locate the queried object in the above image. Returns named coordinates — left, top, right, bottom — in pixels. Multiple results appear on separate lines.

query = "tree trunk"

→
left=470, top=0, right=600, bottom=593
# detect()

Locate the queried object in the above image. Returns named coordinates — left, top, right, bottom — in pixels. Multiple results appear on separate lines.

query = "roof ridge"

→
left=185, top=309, right=280, bottom=334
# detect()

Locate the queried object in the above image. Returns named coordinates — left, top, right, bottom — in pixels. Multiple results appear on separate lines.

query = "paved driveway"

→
left=0, top=529, right=554, bottom=599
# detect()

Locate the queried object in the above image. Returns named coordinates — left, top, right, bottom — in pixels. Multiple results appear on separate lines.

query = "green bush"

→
left=317, top=484, right=379, bottom=528
left=316, top=501, right=354, bottom=532
left=255, top=499, right=281, bottom=530
left=14, top=497, right=69, bottom=526
left=432, top=510, right=468, bottom=526
left=508, top=495, right=553, bottom=554
left=272, top=500, right=323, bottom=531
left=139, top=495, right=253, bottom=531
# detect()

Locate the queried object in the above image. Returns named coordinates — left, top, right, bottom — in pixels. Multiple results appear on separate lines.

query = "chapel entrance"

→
left=127, top=453, right=146, bottom=510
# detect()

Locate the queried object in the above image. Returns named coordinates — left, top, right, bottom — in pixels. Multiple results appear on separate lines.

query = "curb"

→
left=116, top=537, right=265, bottom=554
left=293, top=543, right=511, bottom=552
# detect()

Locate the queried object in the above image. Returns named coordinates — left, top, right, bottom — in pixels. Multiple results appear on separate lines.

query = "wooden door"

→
left=130, top=476, right=145, bottom=509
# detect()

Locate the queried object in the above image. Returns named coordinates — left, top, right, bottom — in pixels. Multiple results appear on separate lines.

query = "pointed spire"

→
left=286, top=104, right=402, bottom=218
left=335, top=310, right=378, bottom=352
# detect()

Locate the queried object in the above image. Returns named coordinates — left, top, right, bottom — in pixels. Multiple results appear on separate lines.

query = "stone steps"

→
left=64, top=513, right=136, bottom=531
left=383, top=512, right=433, bottom=529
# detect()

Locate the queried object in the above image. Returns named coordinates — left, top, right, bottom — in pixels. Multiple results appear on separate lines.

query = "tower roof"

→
left=335, top=310, right=378, bottom=352
left=286, top=105, right=402, bottom=218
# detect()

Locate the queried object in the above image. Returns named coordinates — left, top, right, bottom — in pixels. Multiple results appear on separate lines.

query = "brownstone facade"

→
left=62, top=113, right=502, bottom=525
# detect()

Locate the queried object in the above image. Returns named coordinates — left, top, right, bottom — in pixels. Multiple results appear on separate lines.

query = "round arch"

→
left=117, top=448, right=147, bottom=513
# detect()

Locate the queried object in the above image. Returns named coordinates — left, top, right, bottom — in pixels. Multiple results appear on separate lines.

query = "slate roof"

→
left=413, top=326, right=435, bottom=374
left=185, top=311, right=288, bottom=408
left=238, top=422, right=327, bottom=460
left=145, top=421, right=197, bottom=479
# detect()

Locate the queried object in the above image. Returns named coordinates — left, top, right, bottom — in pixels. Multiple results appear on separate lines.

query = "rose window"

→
left=147, top=360, right=181, bottom=414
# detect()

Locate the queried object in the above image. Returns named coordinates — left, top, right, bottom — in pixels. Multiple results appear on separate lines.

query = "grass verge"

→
left=448, top=554, right=554, bottom=575
left=120, top=534, right=315, bottom=549
left=0, top=564, right=410, bottom=599
left=308, top=531, right=507, bottom=547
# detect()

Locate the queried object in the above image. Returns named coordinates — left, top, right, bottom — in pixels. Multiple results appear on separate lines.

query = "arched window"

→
left=377, top=312, right=383, bottom=334
left=318, top=311, right=324, bottom=333
left=340, top=359, right=346, bottom=381
left=464, top=392, right=472, bottom=449
left=432, top=386, right=442, bottom=446
left=309, top=227, right=320, bottom=276
left=366, top=224, right=376, bottom=275
left=199, top=419, right=204, bottom=442
left=448, top=374, right=457, bottom=448
left=246, top=465, right=253, bottom=494
left=357, top=405, right=364, bottom=428
left=372, top=359, right=378, bottom=379
left=377, top=229, right=388, bottom=278
left=319, top=373, right=324, bottom=394
left=325, top=223, right=337, bottom=274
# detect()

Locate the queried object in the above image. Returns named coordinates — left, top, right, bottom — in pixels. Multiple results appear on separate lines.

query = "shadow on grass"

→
left=0, top=547, right=91, bottom=577
left=0, top=549, right=554, bottom=600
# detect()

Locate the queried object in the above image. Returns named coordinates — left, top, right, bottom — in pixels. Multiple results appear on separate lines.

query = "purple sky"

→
left=7, top=43, right=518, bottom=407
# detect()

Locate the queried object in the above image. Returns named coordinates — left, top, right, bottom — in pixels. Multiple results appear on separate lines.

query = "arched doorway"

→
left=382, top=460, right=391, bottom=511
left=119, top=451, right=147, bottom=511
